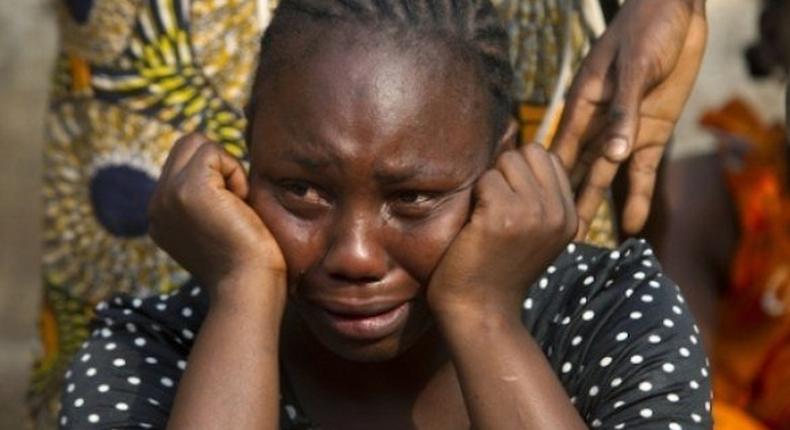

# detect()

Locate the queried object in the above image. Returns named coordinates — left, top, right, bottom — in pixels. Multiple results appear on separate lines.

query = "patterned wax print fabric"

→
left=31, top=0, right=617, bottom=427
left=29, top=0, right=275, bottom=427
left=58, top=240, right=713, bottom=429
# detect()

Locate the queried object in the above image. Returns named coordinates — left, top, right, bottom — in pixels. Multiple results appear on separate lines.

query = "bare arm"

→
left=148, top=134, right=289, bottom=429
left=166, top=278, right=285, bottom=430
left=437, top=309, right=587, bottom=430
left=425, top=144, right=583, bottom=429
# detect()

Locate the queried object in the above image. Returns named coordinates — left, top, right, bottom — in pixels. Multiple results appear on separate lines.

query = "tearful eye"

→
left=389, top=190, right=443, bottom=218
left=277, top=180, right=328, bottom=209
left=395, top=191, right=433, bottom=205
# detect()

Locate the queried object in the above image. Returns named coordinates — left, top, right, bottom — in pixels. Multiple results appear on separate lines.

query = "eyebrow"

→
left=373, top=165, right=430, bottom=184
left=283, top=152, right=333, bottom=169
left=279, top=132, right=461, bottom=184
left=284, top=152, right=432, bottom=182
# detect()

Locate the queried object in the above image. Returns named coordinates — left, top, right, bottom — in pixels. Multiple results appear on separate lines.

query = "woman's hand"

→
left=427, top=144, right=577, bottom=322
left=552, top=0, right=708, bottom=236
left=148, top=133, right=286, bottom=305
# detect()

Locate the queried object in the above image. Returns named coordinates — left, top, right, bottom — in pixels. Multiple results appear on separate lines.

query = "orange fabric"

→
left=68, top=55, right=91, bottom=92
left=518, top=103, right=548, bottom=144
left=713, top=401, right=770, bottom=430
left=700, top=99, right=790, bottom=430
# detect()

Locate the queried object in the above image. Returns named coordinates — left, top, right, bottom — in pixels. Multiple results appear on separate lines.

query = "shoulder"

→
left=58, top=282, right=208, bottom=428
left=523, top=239, right=713, bottom=429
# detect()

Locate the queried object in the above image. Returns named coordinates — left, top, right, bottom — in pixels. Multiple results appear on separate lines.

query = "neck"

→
left=281, top=305, right=451, bottom=396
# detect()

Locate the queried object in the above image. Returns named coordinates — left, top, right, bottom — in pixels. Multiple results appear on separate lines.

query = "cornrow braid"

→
left=252, top=0, right=515, bottom=139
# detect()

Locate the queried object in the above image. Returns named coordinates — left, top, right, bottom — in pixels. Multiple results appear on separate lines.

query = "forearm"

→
left=437, top=308, right=587, bottom=430
left=167, top=276, right=286, bottom=430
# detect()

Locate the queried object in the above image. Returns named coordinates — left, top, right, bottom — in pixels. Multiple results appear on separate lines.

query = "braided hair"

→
left=249, top=0, right=514, bottom=141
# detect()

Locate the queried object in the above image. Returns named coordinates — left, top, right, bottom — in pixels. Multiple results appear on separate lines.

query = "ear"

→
left=494, top=117, right=519, bottom=156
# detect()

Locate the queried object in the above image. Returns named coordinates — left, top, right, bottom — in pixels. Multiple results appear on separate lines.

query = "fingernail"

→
left=608, top=137, right=629, bottom=159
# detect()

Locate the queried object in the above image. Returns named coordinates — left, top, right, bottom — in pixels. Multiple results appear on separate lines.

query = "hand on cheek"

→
left=148, top=133, right=287, bottom=306
left=427, top=144, right=578, bottom=321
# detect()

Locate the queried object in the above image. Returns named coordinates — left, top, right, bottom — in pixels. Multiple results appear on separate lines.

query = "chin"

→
left=323, top=335, right=409, bottom=363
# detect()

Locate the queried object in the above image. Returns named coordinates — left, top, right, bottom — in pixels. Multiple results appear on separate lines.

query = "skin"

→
left=149, top=24, right=580, bottom=430
left=555, top=0, right=708, bottom=237
left=147, top=1, right=711, bottom=427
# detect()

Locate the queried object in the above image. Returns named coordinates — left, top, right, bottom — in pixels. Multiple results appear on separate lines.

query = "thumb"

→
left=604, top=57, right=650, bottom=163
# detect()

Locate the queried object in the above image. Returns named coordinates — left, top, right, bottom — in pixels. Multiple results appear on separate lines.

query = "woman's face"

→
left=247, top=28, right=498, bottom=362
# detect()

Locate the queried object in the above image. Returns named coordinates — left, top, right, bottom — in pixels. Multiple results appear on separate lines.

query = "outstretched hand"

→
left=552, top=0, right=707, bottom=237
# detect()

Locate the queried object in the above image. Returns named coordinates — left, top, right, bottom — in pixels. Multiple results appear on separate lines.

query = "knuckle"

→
left=523, top=143, right=549, bottom=164
left=502, top=149, right=522, bottom=163
left=179, top=132, right=207, bottom=146
left=545, top=208, right=565, bottom=232
left=524, top=143, right=545, bottom=157
left=500, top=214, right=528, bottom=239
left=608, top=105, right=628, bottom=123
left=173, top=179, right=195, bottom=208
left=495, top=150, right=514, bottom=169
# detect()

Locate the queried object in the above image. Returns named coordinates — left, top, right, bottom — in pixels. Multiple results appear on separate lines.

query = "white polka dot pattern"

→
left=58, top=240, right=712, bottom=429
left=522, top=239, right=712, bottom=429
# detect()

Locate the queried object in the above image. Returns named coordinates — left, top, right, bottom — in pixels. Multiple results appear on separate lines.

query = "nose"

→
left=322, top=212, right=388, bottom=284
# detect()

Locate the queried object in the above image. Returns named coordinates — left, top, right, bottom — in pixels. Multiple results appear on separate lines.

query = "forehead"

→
left=250, top=24, right=493, bottom=172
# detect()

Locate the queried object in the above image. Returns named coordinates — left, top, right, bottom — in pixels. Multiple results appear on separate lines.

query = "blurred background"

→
left=0, top=0, right=56, bottom=427
left=0, top=1, right=787, bottom=429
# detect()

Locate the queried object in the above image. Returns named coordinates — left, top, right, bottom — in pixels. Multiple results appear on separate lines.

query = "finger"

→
left=550, top=154, right=579, bottom=239
left=550, top=154, right=575, bottom=213
left=163, top=133, right=211, bottom=181
left=574, top=157, right=619, bottom=241
left=601, top=55, right=651, bottom=163
left=551, top=78, right=610, bottom=172
left=496, top=149, right=539, bottom=196
left=569, top=143, right=603, bottom=190
left=520, top=144, right=562, bottom=194
left=188, top=141, right=250, bottom=200
left=551, top=35, right=618, bottom=171
left=621, top=145, right=663, bottom=234
left=522, top=145, right=576, bottom=234
left=471, top=169, right=514, bottom=225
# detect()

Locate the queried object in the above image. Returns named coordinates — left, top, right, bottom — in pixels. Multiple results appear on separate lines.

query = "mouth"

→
left=310, top=300, right=412, bottom=341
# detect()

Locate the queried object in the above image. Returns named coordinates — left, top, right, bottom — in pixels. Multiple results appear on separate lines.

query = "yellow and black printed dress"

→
left=30, top=0, right=617, bottom=427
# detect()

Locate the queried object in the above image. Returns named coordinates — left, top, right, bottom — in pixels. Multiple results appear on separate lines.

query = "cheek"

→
left=248, top=188, right=325, bottom=286
left=391, top=194, right=472, bottom=285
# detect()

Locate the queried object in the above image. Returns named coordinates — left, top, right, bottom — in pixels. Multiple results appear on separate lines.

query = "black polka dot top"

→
left=59, top=239, right=713, bottom=429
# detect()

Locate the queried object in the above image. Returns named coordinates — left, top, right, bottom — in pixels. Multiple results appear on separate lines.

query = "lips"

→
left=308, top=298, right=412, bottom=341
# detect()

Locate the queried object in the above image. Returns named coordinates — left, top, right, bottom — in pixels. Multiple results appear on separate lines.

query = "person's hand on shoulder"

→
left=427, top=144, right=578, bottom=322
left=148, top=133, right=286, bottom=307
left=553, top=0, right=708, bottom=237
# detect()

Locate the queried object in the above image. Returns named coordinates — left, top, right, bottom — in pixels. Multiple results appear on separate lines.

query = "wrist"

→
left=212, top=269, right=288, bottom=317
left=433, top=298, right=523, bottom=339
